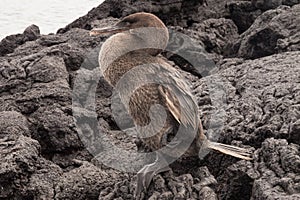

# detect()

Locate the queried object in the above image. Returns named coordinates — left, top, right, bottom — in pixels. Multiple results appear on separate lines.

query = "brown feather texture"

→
left=91, top=12, right=253, bottom=197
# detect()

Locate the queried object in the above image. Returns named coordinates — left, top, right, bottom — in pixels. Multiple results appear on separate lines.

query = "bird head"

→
left=91, top=12, right=169, bottom=57
left=90, top=12, right=167, bottom=36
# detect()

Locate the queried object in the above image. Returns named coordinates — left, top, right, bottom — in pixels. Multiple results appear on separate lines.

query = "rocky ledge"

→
left=0, top=0, right=299, bottom=199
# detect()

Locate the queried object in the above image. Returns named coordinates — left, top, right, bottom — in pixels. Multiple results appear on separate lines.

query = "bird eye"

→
left=118, top=20, right=131, bottom=27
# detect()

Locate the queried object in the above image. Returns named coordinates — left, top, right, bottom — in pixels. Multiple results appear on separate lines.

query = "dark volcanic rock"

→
left=226, top=1, right=262, bottom=33
left=283, top=0, right=300, bottom=6
left=233, top=4, right=300, bottom=59
left=0, top=111, right=62, bottom=199
left=0, top=111, right=30, bottom=137
left=252, top=138, right=300, bottom=199
left=218, top=51, right=300, bottom=146
left=189, top=18, right=239, bottom=55
left=0, top=24, right=40, bottom=56
left=252, top=0, right=300, bottom=9
left=1, top=0, right=300, bottom=199
left=252, top=0, right=283, bottom=10
left=217, top=138, right=300, bottom=200
left=54, top=162, right=112, bottom=200
left=190, top=51, right=300, bottom=199
left=227, top=0, right=299, bottom=34
left=57, top=0, right=213, bottom=33
left=165, top=18, right=239, bottom=65
left=23, top=24, right=40, bottom=41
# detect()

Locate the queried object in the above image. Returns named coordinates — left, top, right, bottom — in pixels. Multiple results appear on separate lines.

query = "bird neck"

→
left=102, top=51, right=161, bottom=86
left=99, top=27, right=169, bottom=76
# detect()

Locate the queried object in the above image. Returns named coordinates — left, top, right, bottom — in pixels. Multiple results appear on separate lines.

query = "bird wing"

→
left=153, top=61, right=200, bottom=129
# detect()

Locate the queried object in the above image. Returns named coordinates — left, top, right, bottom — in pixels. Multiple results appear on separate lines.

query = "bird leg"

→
left=135, top=152, right=171, bottom=198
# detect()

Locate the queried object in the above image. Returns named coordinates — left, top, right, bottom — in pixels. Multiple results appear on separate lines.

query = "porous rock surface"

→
left=234, top=4, right=300, bottom=59
left=0, top=0, right=299, bottom=199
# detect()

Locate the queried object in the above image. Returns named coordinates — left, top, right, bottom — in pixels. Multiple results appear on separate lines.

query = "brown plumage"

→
left=90, top=12, right=252, bottom=198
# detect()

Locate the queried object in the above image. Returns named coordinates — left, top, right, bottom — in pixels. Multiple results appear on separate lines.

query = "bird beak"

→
left=90, top=25, right=129, bottom=36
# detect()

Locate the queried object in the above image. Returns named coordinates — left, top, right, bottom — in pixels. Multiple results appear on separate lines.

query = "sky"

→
left=0, top=0, right=105, bottom=39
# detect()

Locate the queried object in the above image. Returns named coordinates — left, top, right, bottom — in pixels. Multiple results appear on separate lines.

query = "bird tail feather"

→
left=206, top=140, right=253, bottom=160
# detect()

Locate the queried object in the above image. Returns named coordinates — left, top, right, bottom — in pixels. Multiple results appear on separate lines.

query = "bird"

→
left=90, top=12, right=252, bottom=198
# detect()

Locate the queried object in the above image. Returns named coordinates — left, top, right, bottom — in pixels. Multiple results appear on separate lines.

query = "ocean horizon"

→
left=0, top=0, right=104, bottom=40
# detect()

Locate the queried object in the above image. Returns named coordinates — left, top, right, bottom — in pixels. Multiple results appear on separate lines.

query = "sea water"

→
left=0, top=0, right=104, bottom=40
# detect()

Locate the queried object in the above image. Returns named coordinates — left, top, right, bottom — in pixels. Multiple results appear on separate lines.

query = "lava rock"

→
left=0, top=111, right=62, bottom=199
left=189, top=18, right=239, bottom=55
left=252, top=138, right=300, bottom=199
left=23, top=24, right=40, bottom=41
left=252, top=0, right=283, bottom=10
left=54, top=162, right=111, bottom=200
left=0, top=0, right=300, bottom=199
left=226, top=1, right=262, bottom=33
left=214, top=51, right=299, bottom=146
left=283, top=0, right=300, bottom=6
left=57, top=0, right=209, bottom=33
left=0, top=24, right=40, bottom=56
left=234, top=4, right=300, bottom=59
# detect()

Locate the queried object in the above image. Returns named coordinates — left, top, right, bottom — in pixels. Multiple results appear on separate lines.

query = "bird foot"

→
left=135, top=154, right=171, bottom=198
